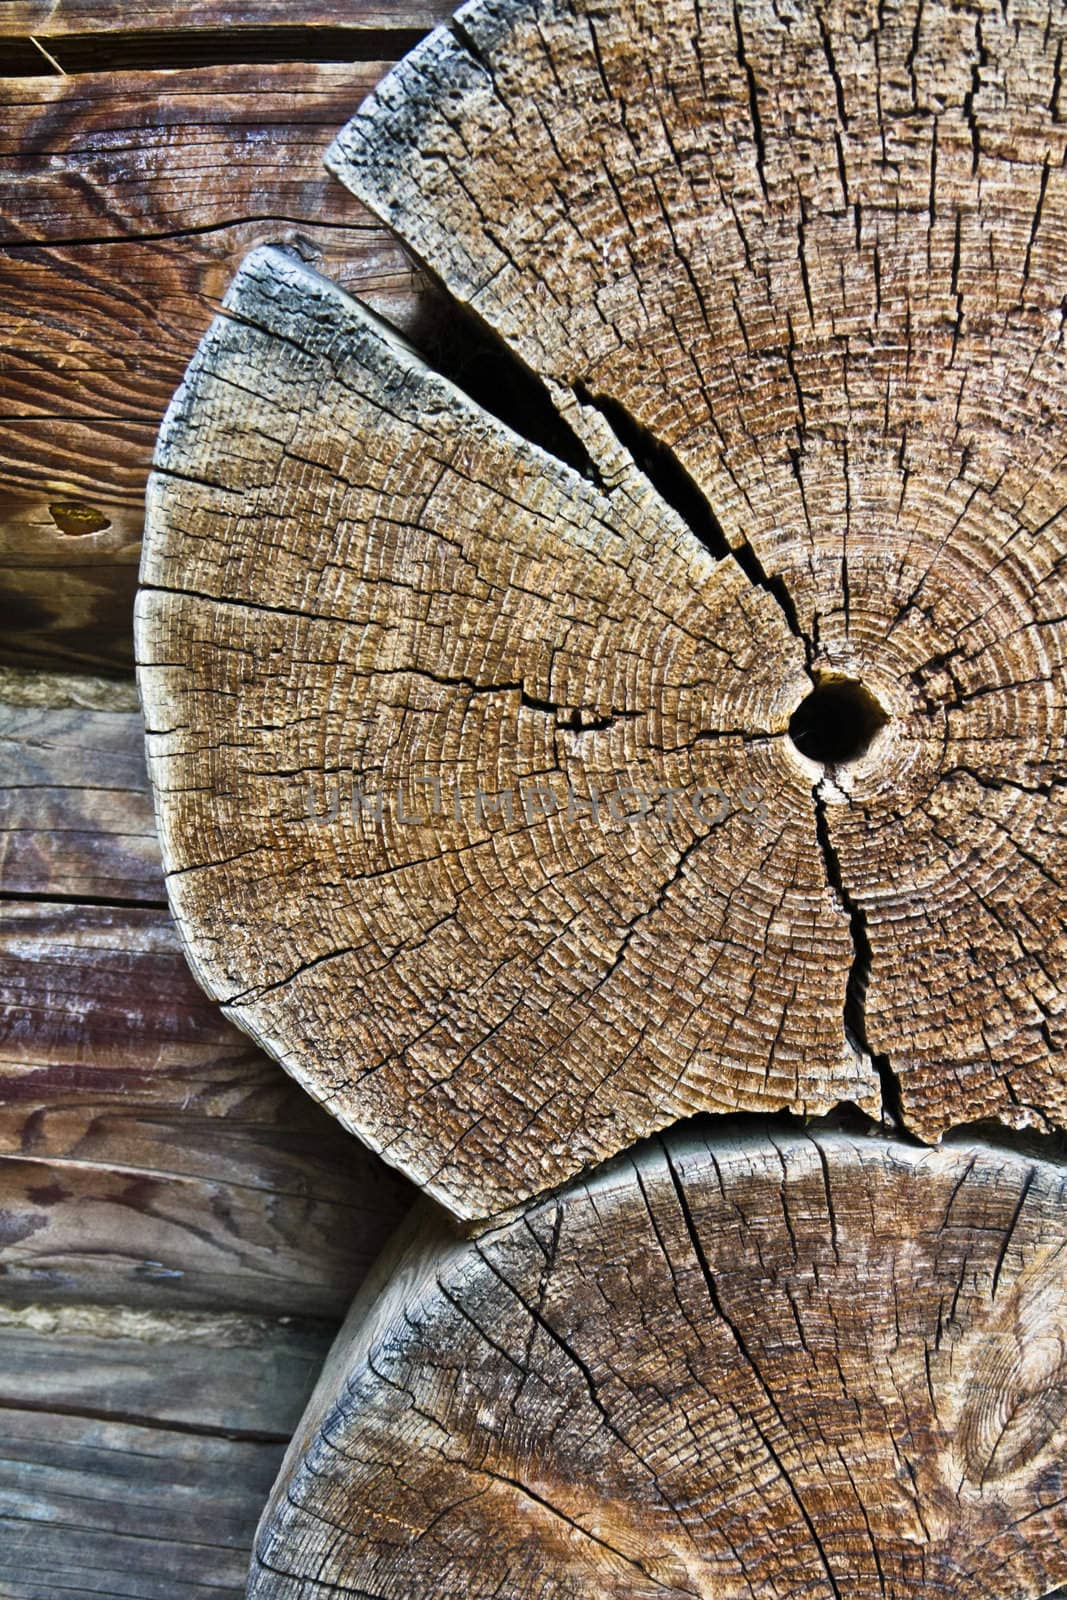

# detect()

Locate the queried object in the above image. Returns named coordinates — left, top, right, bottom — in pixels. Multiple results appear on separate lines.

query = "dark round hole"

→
left=788, top=677, right=888, bottom=766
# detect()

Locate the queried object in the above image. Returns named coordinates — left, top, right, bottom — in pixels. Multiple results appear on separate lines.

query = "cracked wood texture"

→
left=140, top=0, right=1067, bottom=1219
left=138, top=244, right=874, bottom=1220
left=141, top=0, right=1067, bottom=1220
left=249, top=1128, right=1067, bottom=1599
left=325, top=0, right=1067, bottom=1147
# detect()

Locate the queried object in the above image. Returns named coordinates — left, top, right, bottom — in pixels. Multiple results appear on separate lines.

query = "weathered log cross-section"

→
left=249, top=1131, right=1067, bottom=1599
left=133, top=0, right=1067, bottom=1592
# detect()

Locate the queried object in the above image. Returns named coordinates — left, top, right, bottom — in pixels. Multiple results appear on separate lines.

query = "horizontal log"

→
left=0, top=670, right=410, bottom=1587
left=0, top=899, right=410, bottom=1314
left=1, top=2, right=447, bottom=37
left=0, top=1301, right=332, bottom=1438
left=0, top=59, right=428, bottom=669
left=0, top=64, right=394, bottom=243
left=0, top=1408, right=277, bottom=1597
left=0, top=686, right=163, bottom=902
left=0, top=1297, right=331, bottom=1600
left=0, top=672, right=409, bottom=1305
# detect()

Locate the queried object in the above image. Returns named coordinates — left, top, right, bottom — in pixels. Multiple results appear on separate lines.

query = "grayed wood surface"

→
left=0, top=55, right=434, bottom=671
left=251, top=1128, right=1067, bottom=1599
left=0, top=684, right=163, bottom=902
left=0, top=1304, right=334, bottom=1600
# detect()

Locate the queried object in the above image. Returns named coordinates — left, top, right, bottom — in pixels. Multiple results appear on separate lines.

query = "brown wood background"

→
left=0, top=6, right=449, bottom=1591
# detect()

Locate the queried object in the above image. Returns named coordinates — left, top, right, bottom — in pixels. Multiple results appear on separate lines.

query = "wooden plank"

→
left=0, top=1303, right=332, bottom=1438
left=0, top=65, right=403, bottom=244
left=0, top=1407, right=282, bottom=1598
left=0, top=683, right=163, bottom=902
left=0, top=61, right=430, bottom=669
left=0, top=225, right=419, bottom=423
left=1, top=2, right=448, bottom=35
left=0, top=1311, right=334, bottom=1599
left=0, top=901, right=410, bottom=1314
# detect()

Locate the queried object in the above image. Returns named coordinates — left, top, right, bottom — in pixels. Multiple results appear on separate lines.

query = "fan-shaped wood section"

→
left=136, top=246, right=869, bottom=1221
left=249, top=1128, right=1067, bottom=1599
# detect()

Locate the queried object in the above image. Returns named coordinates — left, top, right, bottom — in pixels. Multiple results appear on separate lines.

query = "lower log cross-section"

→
left=249, top=1127, right=1067, bottom=1600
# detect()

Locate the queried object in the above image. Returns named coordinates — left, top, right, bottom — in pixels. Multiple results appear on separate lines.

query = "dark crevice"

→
left=395, top=282, right=603, bottom=482
left=944, top=1119, right=1067, bottom=1167
left=732, top=1, right=769, bottom=203
left=594, top=829, right=712, bottom=993
left=572, top=381, right=812, bottom=664
left=574, top=383, right=731, bottom=559
left=812, top=786, right=906, bottom=1132
left=0, top=26, right=431, bottom=77
left=448, top=17, right=491, bottom=75
left=962, top=17, right=988, bottom=175
left=0, top=888, right=167, bottom=911
left=518, top=690, right=635, bottom=731
left=789, top=678, right=888, bottom=765
left=0, top=214, right=388, bottom=252
left=0, top=1393, right=289, bottom=1444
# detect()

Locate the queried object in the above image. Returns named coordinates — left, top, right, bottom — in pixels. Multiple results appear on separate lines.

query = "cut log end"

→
left=138, top=0, right=1067, bottom=1218
left=248, top=1130, right=1067, bottom=1599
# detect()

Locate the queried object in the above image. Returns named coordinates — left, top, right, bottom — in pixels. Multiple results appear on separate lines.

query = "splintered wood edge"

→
left=248, top=1126, right=1067, bottom=1600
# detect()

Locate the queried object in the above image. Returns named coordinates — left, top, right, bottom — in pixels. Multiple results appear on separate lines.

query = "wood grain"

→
left=0, top=1308, right=333, bottom=1600
left=251, top=1127, right=1067, bottom=1600
left=1, top=2, right=447, bottom=36
left=342, top=0, right=1067, bottom=1157
left=0, top=897, right=410, bottom=1314
left=0, top=60, right=427, bottom=670
left=0, top=1302, right=333, bottom=1438
left=0, top=691, right=164, bottom=902
left=138, top=244, right=872, bottom=1221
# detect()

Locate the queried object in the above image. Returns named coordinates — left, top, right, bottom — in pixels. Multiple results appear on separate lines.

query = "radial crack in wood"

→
left=248, top=1128, right=1067, bottom=1599
left=324, top=0, right=1067, bottom=1147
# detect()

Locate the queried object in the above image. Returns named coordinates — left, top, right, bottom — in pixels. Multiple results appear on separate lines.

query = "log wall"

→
left=0, top=6, right=445, bottom=1589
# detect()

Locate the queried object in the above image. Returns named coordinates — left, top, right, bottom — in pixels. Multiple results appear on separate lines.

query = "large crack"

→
left=4, top=24, right=433, bottom=76
left=377, top=269, right=605, bottom=484
left=563, top=381, right=902, bottom=1127
left=812, top=781, right=903, bottom=1130
left=572, top=380, right=811, bottom=664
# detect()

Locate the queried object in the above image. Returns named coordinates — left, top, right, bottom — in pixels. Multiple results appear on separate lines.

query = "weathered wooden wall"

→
left=0, top=5, right=449, bottom=1590
left=0, top=1, right=449, bottom=673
